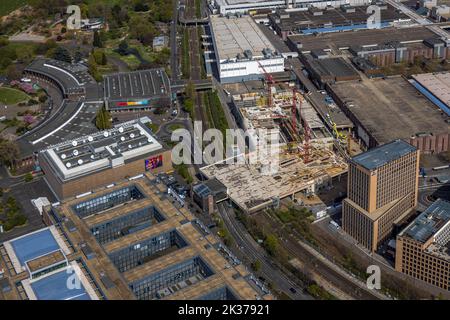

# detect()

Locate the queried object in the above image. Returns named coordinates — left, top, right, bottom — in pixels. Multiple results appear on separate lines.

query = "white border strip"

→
left=43, top=63, right=84, bottom=86
left=31, top=102, right=85, bottom=145
left=3, top=241, right=22, bottom=274
left=21, top=278, right=37, bottom=300
left=70, top=261, right=99, bottom=300
left=49, top=225, right=71, bottom=256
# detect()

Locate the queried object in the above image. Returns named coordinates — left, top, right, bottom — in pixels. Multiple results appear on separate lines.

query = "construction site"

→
left=203, top=71, right=348, bottom=214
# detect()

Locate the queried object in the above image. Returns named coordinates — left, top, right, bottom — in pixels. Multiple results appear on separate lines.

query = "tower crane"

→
left=257, top=61, right=275, bottom=108
left=293, top=87, right=311, bottom=163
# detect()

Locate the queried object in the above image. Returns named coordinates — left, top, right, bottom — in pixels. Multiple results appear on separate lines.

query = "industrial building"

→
left=269, top=3, right=409, bottom=40
left=210, top=15, right=285, bottom=83
left=0, top=226, right=101, bottom=300
left=328, top=76, right=450, bottom=153
left=25, top=175, right=268, bottom=300
left=287, top=25, right=445, bottom=54
left=410, top=72, right=450, bottom=116
left=38, top=118, right=172, bottom=200
left=209, top=0, right=371, bottom=15
left=342, top=140, right=419, bottom=252
left=103, top=69, right=171, bottom=111
left=396, top=199, right=450, bottom=291
left=301, top=55, right=360, bottom=88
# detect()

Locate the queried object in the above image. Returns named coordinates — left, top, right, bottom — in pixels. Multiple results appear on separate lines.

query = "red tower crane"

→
left=294, top=87, right=311, bottom=163
left=257, top=61, right=275, bottom=108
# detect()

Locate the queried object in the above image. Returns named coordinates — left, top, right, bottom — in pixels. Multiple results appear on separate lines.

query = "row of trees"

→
left=95, top=105, right=112, bottom=130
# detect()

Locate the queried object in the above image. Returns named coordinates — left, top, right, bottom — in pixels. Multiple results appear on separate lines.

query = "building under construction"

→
left=203, top=80, right=347, bottom=214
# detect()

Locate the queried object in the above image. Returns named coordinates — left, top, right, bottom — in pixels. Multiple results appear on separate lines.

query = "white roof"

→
left=211, top=15, right=276, bottom=61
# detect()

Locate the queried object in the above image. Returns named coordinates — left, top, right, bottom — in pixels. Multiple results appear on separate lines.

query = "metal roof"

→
left=403, top=199, right=450, bottom=243
left=351, top=140, right=417, bottom=171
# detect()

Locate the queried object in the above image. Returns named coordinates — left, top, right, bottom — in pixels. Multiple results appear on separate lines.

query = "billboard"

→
left=145, top=155, right=163, bottom=171
left=116, top=100, right=150, bottom=107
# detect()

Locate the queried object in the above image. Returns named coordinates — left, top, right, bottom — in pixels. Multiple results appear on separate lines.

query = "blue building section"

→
left=30, top=268, right=91, bottom=300
left=10, top=228, right=60, bottom=267
left=410, top=80, right=450, bottom=116
left=301, top=22, right=391, bottom=34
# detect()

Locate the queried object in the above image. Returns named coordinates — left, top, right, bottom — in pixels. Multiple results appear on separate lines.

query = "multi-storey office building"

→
left=342, top=140, right=420, bottom=252
left=0, top=174, right=271, bottom=300
left=396, top=199, right=450, bottom=290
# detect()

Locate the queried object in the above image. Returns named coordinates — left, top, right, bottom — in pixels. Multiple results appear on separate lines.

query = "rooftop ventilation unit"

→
left=262, top=48, right=273, bottom=57
left=244, top=50, right=253, bottom=59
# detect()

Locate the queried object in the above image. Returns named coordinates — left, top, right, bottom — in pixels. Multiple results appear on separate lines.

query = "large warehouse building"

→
left=210, top=0, right=371, bottom=15
left=328, top=76, right=450, bottom=154
left=210, top=15, right=285, bottom=83
left=103, top=69, right=171, bottom=112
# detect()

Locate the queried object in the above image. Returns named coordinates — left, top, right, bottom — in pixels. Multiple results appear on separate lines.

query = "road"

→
left=218, top=203, right=311, bottom=300
left=385, top=0, right=450, bottom=38
left=170, top=1, right=180, bottom=82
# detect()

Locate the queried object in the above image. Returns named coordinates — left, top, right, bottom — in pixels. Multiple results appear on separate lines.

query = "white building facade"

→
left=211, top=0, right=371, bottom=15
left=210, top=15, right=285, bottom=83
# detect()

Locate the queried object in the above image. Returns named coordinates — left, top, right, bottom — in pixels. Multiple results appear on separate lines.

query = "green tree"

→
left=24, top=172, right=33, bottom=182
left=95, top=106, right=112, bottom=130
left=93, top=30, right=103, bottom=48
left=118, top=40, right=129, bottom=56
left=0, top=139, right=19, bottom=167
left=263, top=234, right=279, bottom=257
left=251, top=260, right=261, bottom=272
left=52, top=46, right=72, bottom=63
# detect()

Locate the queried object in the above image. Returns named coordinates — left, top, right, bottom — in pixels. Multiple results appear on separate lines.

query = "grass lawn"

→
left=168, top=123, right=184, bottom=132
left=0, top=87, right=30, bottom=105
left=0, top=0, right=28, bottom=17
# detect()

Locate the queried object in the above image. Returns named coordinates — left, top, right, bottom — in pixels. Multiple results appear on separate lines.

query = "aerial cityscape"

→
left=0, top=0, right=449, bottom=306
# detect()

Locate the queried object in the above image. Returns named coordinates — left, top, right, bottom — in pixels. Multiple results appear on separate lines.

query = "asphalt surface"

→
left=263, top=211, right=384, bottom=300
left=218, top=203, right=311, bottom=300
left=0, top=174, right=56, bottom=243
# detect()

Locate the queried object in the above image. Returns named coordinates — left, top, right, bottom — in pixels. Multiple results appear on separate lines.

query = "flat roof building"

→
left=210, top=0, right=371, bottom=15
left=103, top=69, right=171, bottom=111
left=342, top=140, right=420, bottom=252
left=38, top=118, right=172, bottom=200
left=36, top=175, right=269, bottom=300
left=396, top=199, right=450, bottom=291
left=210, top=15, right=285, bottom=83
left=287, top=26, right=440, bottom=53
left=328, top=76, right=450, bottom=153
left=269, top=4, right=408, bottom=40
left=1, top=226, right=100, bottom=300
left=411, top=72, right=450, bottom=116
